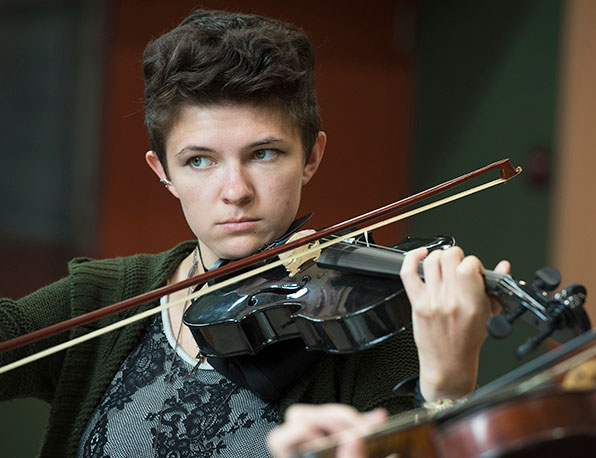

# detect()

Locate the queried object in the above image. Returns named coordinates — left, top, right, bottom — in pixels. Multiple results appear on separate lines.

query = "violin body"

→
left=184, top=261, right=410, bottom=357
left=183, top=236, right=454, bottom=357
left=434, top=388, right=596, bottom=458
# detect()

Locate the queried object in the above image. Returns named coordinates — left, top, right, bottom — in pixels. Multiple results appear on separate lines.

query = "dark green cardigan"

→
left=0, top=241, right=419, bottom=457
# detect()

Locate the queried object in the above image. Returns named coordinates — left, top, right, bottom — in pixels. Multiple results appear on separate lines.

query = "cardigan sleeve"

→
left=0, top=276, right=71, bottom=403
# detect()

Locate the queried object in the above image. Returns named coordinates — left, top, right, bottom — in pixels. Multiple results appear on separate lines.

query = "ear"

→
left=145, top=151, right=180, bottom=199
left=302, top=131, right=326, bottom=186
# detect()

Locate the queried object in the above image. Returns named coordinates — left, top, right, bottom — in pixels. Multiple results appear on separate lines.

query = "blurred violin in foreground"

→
left=294, top=328, right=596, bottom=458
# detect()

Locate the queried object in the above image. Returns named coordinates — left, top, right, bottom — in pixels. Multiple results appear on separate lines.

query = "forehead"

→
left=165, top=103, right=300, bottom=154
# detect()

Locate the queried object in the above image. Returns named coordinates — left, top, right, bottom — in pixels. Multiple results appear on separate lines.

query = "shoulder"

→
left=68, top=241, right=195, bottom=279
left=66, top=241, right=197, bottom=312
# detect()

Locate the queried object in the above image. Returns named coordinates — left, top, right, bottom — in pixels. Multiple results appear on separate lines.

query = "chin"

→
left=217, top=241, right=263, bottom=260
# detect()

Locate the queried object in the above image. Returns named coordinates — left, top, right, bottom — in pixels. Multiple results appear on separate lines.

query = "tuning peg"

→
left=532, top=266, right=561, bottom=291
left=516, top=282, right=588, bottom=359
left=515, top=325, right=554, bottom=359
left=487, top=305, right=526, bottom=339
left=558, top=282, right=587, bottom=299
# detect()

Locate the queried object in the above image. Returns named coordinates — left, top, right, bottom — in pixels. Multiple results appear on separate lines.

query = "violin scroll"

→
left=486, top=266, right=590, bottom=359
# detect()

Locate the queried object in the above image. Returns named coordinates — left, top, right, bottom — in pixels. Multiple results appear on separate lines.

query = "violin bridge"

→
left=279, top=240, right=321, bottom=277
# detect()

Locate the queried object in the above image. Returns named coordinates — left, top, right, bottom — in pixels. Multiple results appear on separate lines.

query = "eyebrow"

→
left=175, top=137, right=285, bottom=157
left=248, top=137, right=284, bottom=148
left=175, top=145, right=213, bottom=157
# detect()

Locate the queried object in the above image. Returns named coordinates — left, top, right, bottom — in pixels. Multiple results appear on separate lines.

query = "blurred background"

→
left=1, top=0, right=595, bottom=455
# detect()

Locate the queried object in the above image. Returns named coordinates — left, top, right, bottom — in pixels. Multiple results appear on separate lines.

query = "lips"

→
left=218, top=217, right=260, bottom=231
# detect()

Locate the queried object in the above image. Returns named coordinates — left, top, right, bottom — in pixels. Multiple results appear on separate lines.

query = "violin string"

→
left=329, top=236, right=397, bottom=252
left=0, top=175, right=510, bottom=375
left=344, top=239, right=405, bottom=253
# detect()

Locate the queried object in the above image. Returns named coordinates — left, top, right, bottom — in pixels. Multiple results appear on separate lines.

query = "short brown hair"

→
left=142, top=9, right=321, bottom=170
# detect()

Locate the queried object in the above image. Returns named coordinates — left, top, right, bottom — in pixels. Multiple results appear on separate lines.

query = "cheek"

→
left=177, top=186, right=207, bottom=219
left=271, top=174, right=301, bottom=205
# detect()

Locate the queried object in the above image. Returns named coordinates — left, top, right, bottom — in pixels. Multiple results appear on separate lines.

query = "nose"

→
left=221, top=163, right=254, bottom=206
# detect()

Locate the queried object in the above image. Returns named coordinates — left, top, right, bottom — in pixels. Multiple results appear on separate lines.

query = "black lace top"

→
left=78, top=307, right=278, bottom=457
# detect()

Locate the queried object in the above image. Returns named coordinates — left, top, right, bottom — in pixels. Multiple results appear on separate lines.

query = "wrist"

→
left=418, top=359, right=478, bottom=402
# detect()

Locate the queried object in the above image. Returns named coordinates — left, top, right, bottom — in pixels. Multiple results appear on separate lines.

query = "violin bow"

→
left=0, top=159, right=521, bottom=374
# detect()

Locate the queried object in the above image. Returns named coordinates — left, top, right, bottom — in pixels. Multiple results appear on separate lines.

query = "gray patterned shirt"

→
left=78, top=304, right=278, bottom=457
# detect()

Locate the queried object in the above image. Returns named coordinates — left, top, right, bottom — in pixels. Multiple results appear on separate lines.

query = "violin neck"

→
left=316, top=242, right=509, bottom=291
left=316, top=243, right=411, bottom=280
left=315, top=242, right=563, bottom=326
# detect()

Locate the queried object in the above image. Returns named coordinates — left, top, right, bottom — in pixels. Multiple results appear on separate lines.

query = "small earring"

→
left=160, top=178, right=172, bottom=187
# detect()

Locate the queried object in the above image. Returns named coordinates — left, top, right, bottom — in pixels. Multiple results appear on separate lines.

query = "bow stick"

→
left=0, top=159, right=521, bottom=374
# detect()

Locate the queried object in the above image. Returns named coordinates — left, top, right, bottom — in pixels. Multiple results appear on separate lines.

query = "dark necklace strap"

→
left=196, top=242, right=212, bottom=272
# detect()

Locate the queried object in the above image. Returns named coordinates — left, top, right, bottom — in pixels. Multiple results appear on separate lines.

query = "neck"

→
left=197, top=240, right=220, bottom=271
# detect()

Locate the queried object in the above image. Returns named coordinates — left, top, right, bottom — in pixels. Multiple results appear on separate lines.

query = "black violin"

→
left=182, top=234, right=591, bottom=359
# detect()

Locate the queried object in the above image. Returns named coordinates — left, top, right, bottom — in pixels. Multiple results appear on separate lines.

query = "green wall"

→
left=411, top=0, right=562, bottom=383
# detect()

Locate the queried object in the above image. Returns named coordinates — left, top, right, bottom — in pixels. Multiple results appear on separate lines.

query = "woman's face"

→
left=146, top=103, right=325, bottom=263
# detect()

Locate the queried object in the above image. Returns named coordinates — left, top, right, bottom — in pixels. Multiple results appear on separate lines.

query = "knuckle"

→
left=423, top=250, right=440, bottom=267
left=457, top=255, right=482, bottom=276
left=403, top=250, right=419, bottom=264
left=441, top=297, right=459, bottom=315
left=428, top=249, right=442, bottom=260
left=401, top=254, right=419, bottom=275
left=446, top=246, right=464, bottom=258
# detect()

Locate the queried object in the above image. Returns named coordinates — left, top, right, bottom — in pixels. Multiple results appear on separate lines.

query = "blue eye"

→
left=254, top=149, right=277, bottom=160
left=189, top=156, right=210, bottom=169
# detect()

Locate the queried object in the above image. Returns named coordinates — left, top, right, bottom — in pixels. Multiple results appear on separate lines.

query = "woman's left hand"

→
left=400, top=246, right=510, bottom=402
left=267, top=404, right=387, bottom=458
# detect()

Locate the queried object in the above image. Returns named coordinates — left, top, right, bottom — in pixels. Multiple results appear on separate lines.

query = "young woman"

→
left=0, top=9, right=508, bottom=457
